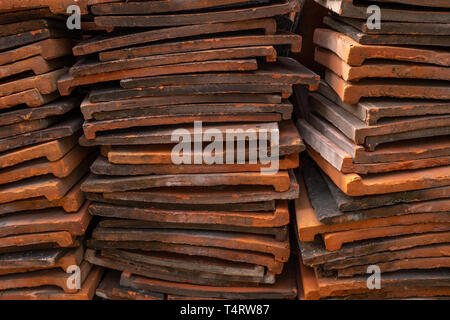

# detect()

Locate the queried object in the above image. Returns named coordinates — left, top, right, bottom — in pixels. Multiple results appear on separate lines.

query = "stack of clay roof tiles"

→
left=56, top=0, right=322, bottom=300
left=295, top=0, right=450, bottom=299
left=0, top=6, right=101, bottom=300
